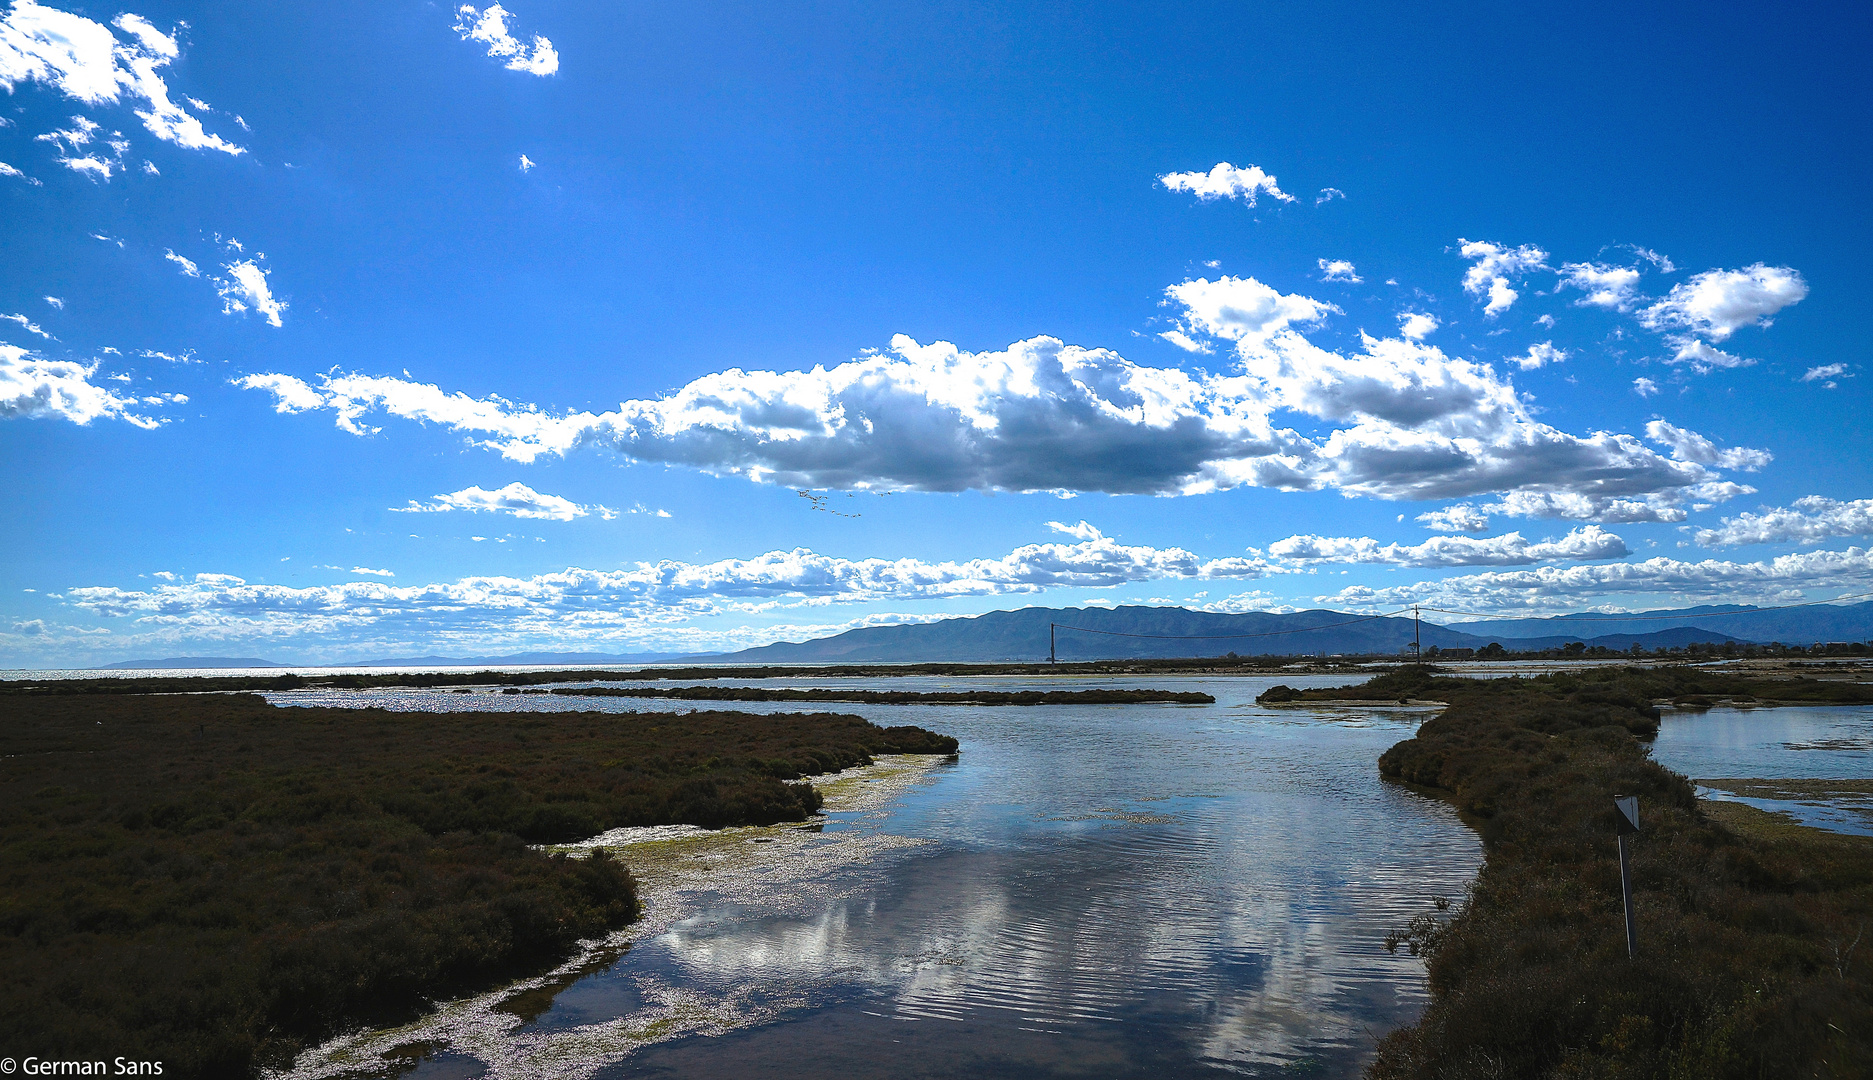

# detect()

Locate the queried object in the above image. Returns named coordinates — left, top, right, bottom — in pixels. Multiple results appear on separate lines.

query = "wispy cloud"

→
left=0, top=159, right=41, bottom=184
left=163, top=249, right=199, bottom=276
left=1801, top=363, right=1846, bottom=388
left=1317, top=258, right=1360, bottom=283
left=2, top=313, right=53, bottom=339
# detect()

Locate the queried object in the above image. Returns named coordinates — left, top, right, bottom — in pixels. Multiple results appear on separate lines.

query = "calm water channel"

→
left=1652, top=703, right=1873, bottom=835
left=262, top=673, right=1479, bottom=1080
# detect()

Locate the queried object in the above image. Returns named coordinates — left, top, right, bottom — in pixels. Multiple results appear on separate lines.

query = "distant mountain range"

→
left=717, top=602, right=1873, bottom=664
left=87, top=601, right=1873, bottom=670
left=1445, top=602, right=1873, bottom=644
left=100, top=657, right=289, bottom=670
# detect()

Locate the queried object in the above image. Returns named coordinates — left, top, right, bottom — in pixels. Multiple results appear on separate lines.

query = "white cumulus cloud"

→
left=0, top=2, right=244, bottom=158
left=216, top=259, right=284, bottom=326
left=0, top=343, right=162, bottom=428
left=1458, top=239, right=1549, bottom=317
left=1558, top=262, right=1644, bottom=310
left=1268, top=525, right=1626, bottom=567
left=1511, top=341, right=1566, bottom=370
left=1480, top=490, right=1692, bottom=525
left=1639, top=264, right=1806, bottom=342
left=1666, top=339, right=1752, bottom=373
left=1644, top=419, right=1771, bottom=471
left=1158, top=162, right=1293, bottom=206
left=454, top=4, right=558, bottom=76
left=235, top=272, right=1762, bottom=515
left=59, top=533, right=1281, bottom=648
left=1417, top=504, right=1490, bottom=533
left=1319, top=547, right=1873, bottom=613
left=397, top=482, right=610, bottom=522
left=1693, top=497, right=1873, bottom=548
left=1317, top=259, right=1360, bottom=283
left=1397, top=312, right=1438, bottom=341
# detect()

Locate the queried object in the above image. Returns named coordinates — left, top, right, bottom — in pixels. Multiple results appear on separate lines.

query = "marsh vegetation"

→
left=1264, top=667, right=1873, bottom=1078
left=0, top=692, right=955, bottom=1077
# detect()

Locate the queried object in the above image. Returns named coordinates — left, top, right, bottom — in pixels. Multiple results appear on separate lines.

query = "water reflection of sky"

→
left=269, top=676, right=1478, bottom=1080
left=1653, top=705, right=1873, bottom=836
left=1653, top=705, right=1873, bottom=779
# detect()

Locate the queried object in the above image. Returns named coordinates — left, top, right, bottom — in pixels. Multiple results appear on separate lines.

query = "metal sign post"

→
left=1614, top=795, right=1640, bottom=959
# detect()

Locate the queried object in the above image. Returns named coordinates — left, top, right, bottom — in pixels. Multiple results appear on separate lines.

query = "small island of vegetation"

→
left=1264, top=666, right=1873, bottom=1078
left=0, top=690, right=957, bottom=1078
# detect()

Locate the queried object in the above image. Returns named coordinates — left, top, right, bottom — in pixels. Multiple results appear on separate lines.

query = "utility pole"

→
left=1050, top=622, right=1056, bottom=664
left=1413, top=604, right=1421, bottom=660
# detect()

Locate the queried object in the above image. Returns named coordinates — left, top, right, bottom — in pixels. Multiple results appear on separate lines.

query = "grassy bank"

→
left=544, top=685, right=1215, bottom=705
left=1260, top=667, right=1873, bottom=1078
left=0, top=693, right=956, bottom=1078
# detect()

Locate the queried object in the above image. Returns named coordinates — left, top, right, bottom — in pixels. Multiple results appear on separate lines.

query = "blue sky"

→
left=3, top=0, right=1869, bottom=664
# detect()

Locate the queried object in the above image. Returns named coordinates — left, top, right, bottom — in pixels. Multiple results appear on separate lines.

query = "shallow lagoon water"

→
left=1653, top=704, right=1873, bottom=835
left=270, top=675, right=1481, bottom=1079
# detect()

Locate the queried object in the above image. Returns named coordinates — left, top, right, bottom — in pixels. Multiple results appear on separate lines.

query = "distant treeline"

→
left=0, top=694, right=956, bottom=1078
left=1264, top=667, right=1873, bottom=1078
left=543, top=685, right=1215, bottom=705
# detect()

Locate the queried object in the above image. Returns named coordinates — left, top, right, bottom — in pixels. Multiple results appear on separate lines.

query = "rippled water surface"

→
left=1653, top=704, right=1873, bottom=834
left=270, top=675, right=1481, bottom=1079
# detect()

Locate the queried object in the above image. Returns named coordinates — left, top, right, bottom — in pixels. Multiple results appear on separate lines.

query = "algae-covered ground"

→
left=0, top=692, right=955, bottom=1078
